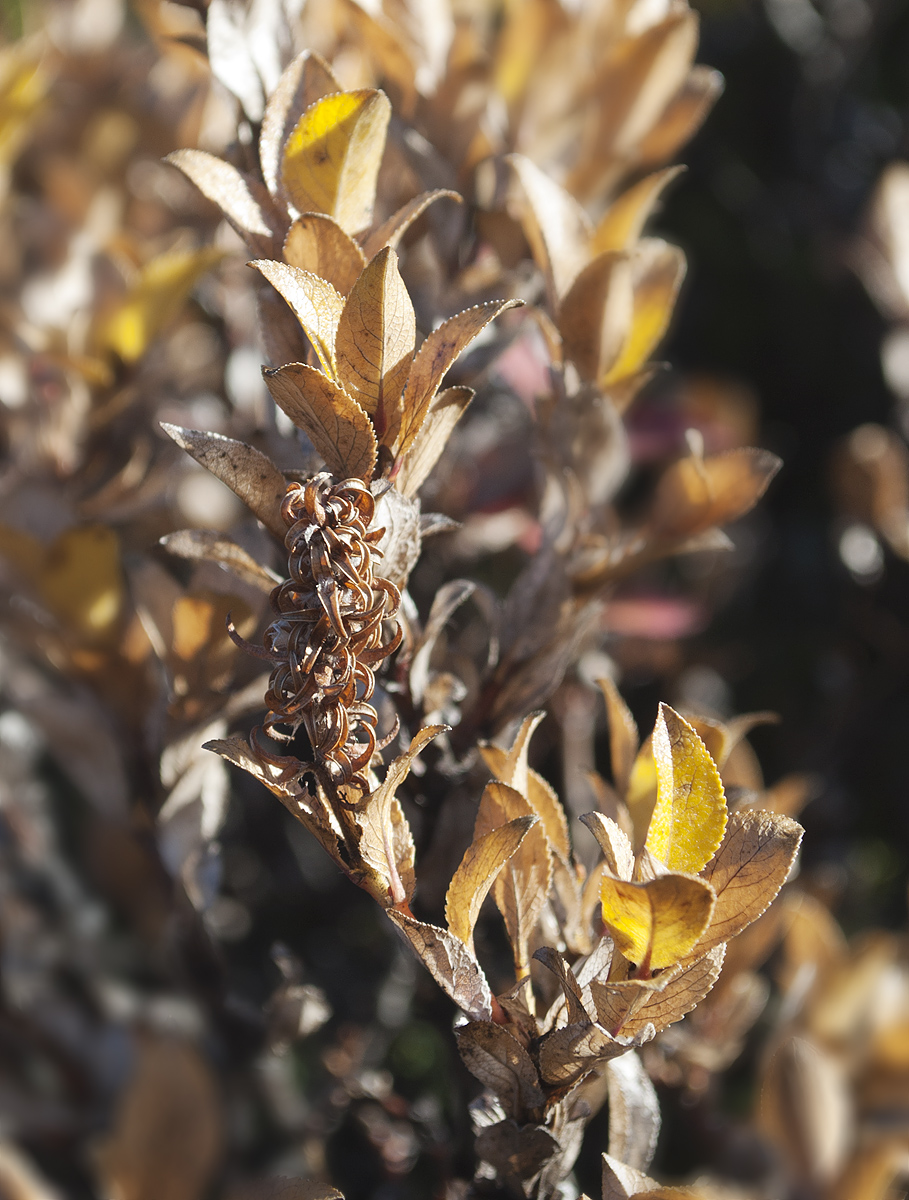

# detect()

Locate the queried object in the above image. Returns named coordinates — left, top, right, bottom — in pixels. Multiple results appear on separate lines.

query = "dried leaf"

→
left=538, top=1020, right=625, bottom=1085
left=387, top=909, right=494, bottom=1020
left=638, top=65, right=724, bottom=167
left=591, top=944, right=726, bottom=1037
left=533, top=946, right=589, bottom=1024
left=508, top=153, right=592, bottom=302
left=650, top=447, right=782, bottom=539
left=481, top=710, right=544, bottom=801
left=475, top=1121, right=559, bottom=1184
left=601, top=1151, right=661, bottom=1200
left=260, top=50, right=340, bottom=197
left=497, top=818, right=552, bottom=977
left=394, top=385, right=474, bottom=497
left=455, top=1022, right=544, bottom=1117
left=647, top=704, right=727, bottom=874
left=445, top=816, right=537, bottom=951
left=161, top=424, right=287, bottom=540
left=336, top=248, right=415, bottom=444
left=410, top=579, right=476, bottom=703
left=160, top=530, right=281, bottom=593
left=165, top=149, right=275, bottom=245
left=592, top=167, right=685, bottom=257
left=284, top=213, right=367, bottom=295
left=598, top=677, right=640, bottom=799
left=249, top=260, right=344, bottom=378
left=599, top=872, right=715, bottom=970
left=396, top=300, right=522, bottom=458
left=281, top=89, right=391, bottom=235
left=581, top=813, right=634, bottom=880
left=263, top=362, right=377, bottom=480
left=604, top=241, right=686, bottom=384
left=696, top=809, right=803, bottom=954
left=371, top=484, right=422, bottom=588
left=361, top=189, right=462, bottom=259
left=606, top=1051, right=661, bottom=1173
left=558, top=252, right=633, bottom=383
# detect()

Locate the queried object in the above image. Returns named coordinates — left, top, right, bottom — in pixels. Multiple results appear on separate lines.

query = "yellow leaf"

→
left=394, top=385, right=474, bottom=497
left=249, top=260, right=344, bottom=378
left=284, top=213, right=367, bottom=295
left=98, top=248, right=224, bottom=363
left=603, top=240, right=686, bottom=384
left=281, top=89, right=391, bottom=235
left=558, top=252, right=633, bottom=383
left=625, top=740, right=658, bottom=851
left=445, top=816, right=537, bottom=952
left=646, top=704, right=727, bottom=874
left=598, top=676, right=639, bottom=797
left=581, top=812, right=634, bottom=880
left=263, top=362, right=377, bottom=481
left=591, top=167, right=684, bottom=257
left=39, top=526, right=124, bottom=644
left=638, top=65, right=724, bottom=168
left=336, top=248, right=415, bottom=445
left=650, top=447, right=782, bottom=539
left=599, top=871, right=715, bottom=971
left=259, top=50, right=340, bottom=197
left=508, top=153, right=592, bottom=303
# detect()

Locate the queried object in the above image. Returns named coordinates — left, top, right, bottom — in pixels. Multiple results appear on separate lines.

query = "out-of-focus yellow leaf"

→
left=281, top=90, right=391, bottom=235
left=508, top=153, right=592, bottom=302
left=591, top=167, right=684, bottom=257
left=625, top=740, right=657, bottom=851
left=250, top=260, right=344, bottom=378
left=650, top=447, right=782, bottom=539
left=599, top=871, right=715, bottom=971
left=263, top=362, right=377, bottom=480
left=284, top=213, right=367, bottom=295
left=647, top=704, right=727, bottom=874
left=598, top=677, right=639, bottom=796
left=445, top=816, right=537, bottom=952
left=39, top=526, right=124, bottom=644
left=98, top=248, right=224, bottom=363
left=603, top=240, right=685, bottom=384
left=637, top=65, right=724, bottom=168
left=558, top=252, right=633, bottom=383
left=0, top=50, right=46, bottom=170
left=336, top=248, right=415, bottom=444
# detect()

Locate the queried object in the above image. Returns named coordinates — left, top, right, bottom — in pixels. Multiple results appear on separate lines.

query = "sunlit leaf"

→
left=508, top=153, right=592, bottom=303
left=599, top=871, right=715, bottom=971
left=445, top=816, right=537, bottom=952
left=166, top=149, right=275, bottom=245
left=558, top=252, right=633, bottom=383
left=592, top=167, right=684, bottom=257
left=394, top=385, right=474, bottom=497
left=603, top=240, right=686, bottom=384
left=284, top=213, right=367, bottom=295
left=650, top=446, right=782, bottom=539
left=361, top=189, right=462, bottom=260
left=387, top=909, right=494, bottom=1020
left=249, top=260, right=344, bottom=378
left=260, top=50, right=340, bottom=197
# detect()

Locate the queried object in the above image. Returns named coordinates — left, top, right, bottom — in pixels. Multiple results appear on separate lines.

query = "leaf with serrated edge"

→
left=696, top=810, right=803, bottom=954
left=361, top=189, right=462, bottom=259
left=592, top=944, right=726, bottom=1037
left=166, top=150, right=274, bottom=243
left=336, top=248, right=415, bottom=445
left=533, top=946, right=589, bottom=1024
left=456, top=1022, right=544, bottom=1118
left=600, top=872, right=715, bottom=970
left=598, top=676, right=640, bottom=797
left=281, top=90, right=391, bottom=235
left=604, top=240, right=686, bottom=384
left=249, top=261, right=344, bottom=378
left=592, top=167, right=685, bottom=257
left=480, top=711, right=543, bottom=799
left=558, top=252, right=633, bottom=383
left=395, top=386, right=474, bottom=497
left=601, top=1152, right=661, bottom=1200
left=161, top=424, right=286, bottom=540
left=497, top=820, right=552, bottom=980
left=647, top=704, right=727, bottom=874
left=387, top=910, right=493, bottom=1020
left=396, top=300, right=522, bottom=458
left=606, top=1052, right=661, bottom=1173
left=284, top=213, right=367, bottom=295
left=508, top=154, right=592, bottom=303
left=581, top=813, right=634, bottom=880
left=263, top=363, right=377, bottom=480
left=650, top=447, right=782, bottom=539
left=538, top=1022, right=626, bottom=1086
left=445, top=816, right=536, bottom=952
left=159, top=530, right=281, bottom=593
left=259, top=50, right=340, bottom=197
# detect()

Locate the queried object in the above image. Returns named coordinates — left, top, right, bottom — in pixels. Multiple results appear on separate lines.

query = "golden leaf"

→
left=97, top=248, right=224, bottom=363
left=598, top=676, right=640, bottom=797
left=592, top=167, right=685, bottom=257
left=396, top=299, right=521, bottom=458
left=259, top=50, right=340, bottom=197
left=646, top=704, right=727, bottom=874
left=625, top=739, right=658, bottom=850
left=650, top=447, right=782, bottom=539
left=361, top=189, right=462, bottom=260
left=335, top=247, right=415, bottom=444
left=558, top=252, right=633, bottom=383
left=581, top=812, right=634, bottom=880
left=283, top=213, right=367, bottom=295
left=591, top=943, right=726, bottom=1037
left=249, top=260, right=344, bottom=378
left=508, top=153, right=592, bottom=302
left=394, top=385, right=474, bottom=497
left=637, top=65, right=724, bottom=168
left=263, top=362, right=377, bottom=480
left=603, top=240, right=686, bottom=384
left=695, top=809, right=803, bottom=955
left=37, top=525, right=124, bottom=645
left=445, top=816, right=537, bottom=952
left=281, top=89, right=391, bottom=235
left=599, top=871, right=715, bottom=971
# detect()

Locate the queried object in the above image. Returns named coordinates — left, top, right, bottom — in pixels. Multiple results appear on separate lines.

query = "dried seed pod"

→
left=242, top=472, right=401, bottom=795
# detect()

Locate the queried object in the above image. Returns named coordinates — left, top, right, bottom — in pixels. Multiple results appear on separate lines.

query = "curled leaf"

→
left=599, top=872, right=715, bottom=971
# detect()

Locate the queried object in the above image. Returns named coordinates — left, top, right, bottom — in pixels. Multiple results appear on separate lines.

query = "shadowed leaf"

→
left=250, top=260, right=344, bottom=377
left=284, top=213, right=367, bottom=295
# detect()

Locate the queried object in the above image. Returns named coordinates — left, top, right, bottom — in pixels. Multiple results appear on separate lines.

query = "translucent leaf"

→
left=361, top=189, right=462, bottom=260
left=606, top=1052, right=661, bottom=1172
left=508, top=153, right=592, bottom=303
left=591, top=167, right=684, bottom=257
left=598, top=676, right=640, bottom=797
left=259, top=50, right=340, bottom=197
left=445, top=816, right=537, bottom=952
left=284, top=213, right=367, bottom=295
left=650, top=447, right=782, bottom=539
left=394, top=385, right=474, bottom=497
left=638, top=65, right=724, bottom=168
left=603, top=240, right=686, bottom=384
left=599, top=871, right=715, bottom=970
left=558, top=252, right=633, bottom=383
left=249, top=260, right=344, bottom=378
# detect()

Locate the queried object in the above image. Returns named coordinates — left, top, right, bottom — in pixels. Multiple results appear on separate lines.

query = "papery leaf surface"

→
left=250, top=260, right=344, bottom=377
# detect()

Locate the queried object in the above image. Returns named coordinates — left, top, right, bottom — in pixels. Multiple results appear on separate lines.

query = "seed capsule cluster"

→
left=250, top=473, right=401, bottom=794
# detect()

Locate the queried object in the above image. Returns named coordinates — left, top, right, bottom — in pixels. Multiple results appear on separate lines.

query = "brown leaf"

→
left=372, top=484, right=421, bottom=589
left=394, top=385, right=474, bottom=497
left=259, top=50, right=340, bottom=197
left=606, top=1051, right=660, bottom=1173
left=159, top=529, right=281, bottom=593
left=558, top=252, right=633, bottom=383
left=387, top=910, right=493, bottom=1020
left=696, top=810, right=803, bottom=954
left=592, top=167, right=685, bottom=257
left=361, top=189, right=462, bottom=260
left=538, top=1021, right=626, bottom=1086
left=455, top=1022, right=544, bottom=1117
left=601, top=1152, right=661, bottom=1200
left=581, top=813, right=634, bottom=880
left=231, top=1179, right=343, bottom=1200
left=508, top=153, right=592, bottom=302
left=336, top=248, right=415, bottom=445
left=284, top=214, right=367, bottom=296
left=497, top=819, right=552, bottom=979
left=591, top=944, right=726, bottom=1037
left=598, top=676, right=640, bottom=796
left=475, top=1121, right=559, bottom=1185
left=396, top=300, right=522, bottom=458
left=445, top=816, right=537, bottom=952
left=161, top=424, right=286, bottom=540
left=165, top=150, right=276, bottom=247
left=263, top=363, right=377, bottom=480
left=638, top=65, right=724, bottom=168
left=532, top=946, right=588, bottom=1024
left=94, top=1034, right=222, bottom=1200
left=650, top=447, right=782, bottom=540
left=480, top=710, right=544, bottom=801
left=249, top=260, right=344, bottom=378
left=281, top=90, right=391, bottom=235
